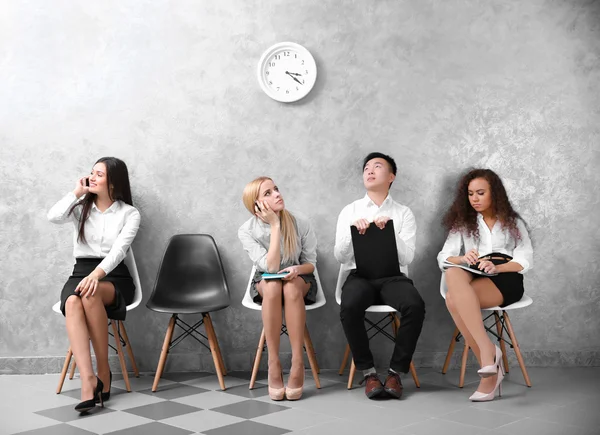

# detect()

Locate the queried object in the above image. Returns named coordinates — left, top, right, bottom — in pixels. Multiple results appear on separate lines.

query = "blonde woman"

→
left=238, top=177, right=317, bottom=401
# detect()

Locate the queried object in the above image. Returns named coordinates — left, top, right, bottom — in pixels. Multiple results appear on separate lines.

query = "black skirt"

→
left=472, top=272, right=524, bottom=307
left=251, top=269, right=317, bottom=305
left=60, top=258, right=135, bottom=321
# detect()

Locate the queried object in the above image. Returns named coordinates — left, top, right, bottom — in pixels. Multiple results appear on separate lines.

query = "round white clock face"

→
left=257, top=42, right=317, bottom=103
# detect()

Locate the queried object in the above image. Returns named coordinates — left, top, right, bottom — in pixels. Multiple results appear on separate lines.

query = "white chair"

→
left=439, top=272, right=533, bottom=387
left=335, top=265, right=421, bottom=389
left=242, top=265, right=326, bottom=389
left=54, top=249, right=143, bottom=394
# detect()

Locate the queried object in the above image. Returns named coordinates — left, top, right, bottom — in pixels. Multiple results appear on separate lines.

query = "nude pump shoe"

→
left=268, top=370, right=285, bottom=401
left=470, top=358, right=505, bottom=402
left=478, top=345, right=502, bottom=377
left=285, top=367, right=304, bottom=401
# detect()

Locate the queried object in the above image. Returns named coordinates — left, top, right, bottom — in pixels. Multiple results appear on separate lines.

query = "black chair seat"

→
left=147, top=234, right=231, bottom=313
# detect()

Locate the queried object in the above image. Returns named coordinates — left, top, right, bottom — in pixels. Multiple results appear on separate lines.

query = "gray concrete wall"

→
left=1, top=0, right=599, bottom=374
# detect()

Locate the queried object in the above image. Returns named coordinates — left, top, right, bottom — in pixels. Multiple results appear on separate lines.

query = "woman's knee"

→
left=282, top=280, right=305, bottom=303
left=81, top=293, right=102, bottom=310
left=65, top=295, right=83, bottom=315
left=261, top=281, right=283, bottom=302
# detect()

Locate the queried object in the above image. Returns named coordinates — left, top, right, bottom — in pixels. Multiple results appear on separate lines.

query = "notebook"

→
left=261, top=272, right=290, bottom=279
left=351, top=220, right=401, bottom=279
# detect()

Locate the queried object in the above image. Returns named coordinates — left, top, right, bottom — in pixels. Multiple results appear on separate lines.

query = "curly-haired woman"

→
left=437, top=169, right=532, bottom=402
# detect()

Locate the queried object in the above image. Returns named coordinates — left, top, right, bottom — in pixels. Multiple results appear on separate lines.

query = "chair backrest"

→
left=147, top=234, right=231, bottom=313
left=124, top=248, right=142, bottom=311
left=242, top=264, right=326, bottom=311
left=335, top=264, right=408, bottom=305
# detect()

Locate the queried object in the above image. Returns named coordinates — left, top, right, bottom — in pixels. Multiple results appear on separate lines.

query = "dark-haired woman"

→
left=48, top=157, right=140, bottom=413
left=437, top=169, right=532, bottom=402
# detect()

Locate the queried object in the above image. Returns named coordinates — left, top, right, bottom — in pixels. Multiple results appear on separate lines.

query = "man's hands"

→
left=353, top=216, right=391, bottom=235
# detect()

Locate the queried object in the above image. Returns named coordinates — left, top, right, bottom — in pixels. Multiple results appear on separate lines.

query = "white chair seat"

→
left=439, top=272, right=533, bottom=311
left=53, top=249, right=143, bottom=394
left=335, top=264, right=420, bottom=389
left=242, top=265, right=326, bottom=311
left=242, top=264, right=326, bottom=390
left=439, top=271, right=533, bottom=387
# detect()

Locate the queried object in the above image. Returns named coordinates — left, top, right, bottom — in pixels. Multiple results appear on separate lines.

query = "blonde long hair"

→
left=242, top=177, right=298, bottom=264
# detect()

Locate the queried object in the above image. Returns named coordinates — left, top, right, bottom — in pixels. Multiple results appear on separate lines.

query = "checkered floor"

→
left=1, top=367, right=599, bottom=435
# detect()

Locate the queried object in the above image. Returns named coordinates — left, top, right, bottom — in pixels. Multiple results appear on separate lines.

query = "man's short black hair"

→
left=362, top=152, right=397, bottom=175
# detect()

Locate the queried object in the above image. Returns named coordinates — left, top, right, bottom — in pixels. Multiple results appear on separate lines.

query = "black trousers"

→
left=339, top=271, right=425, bottom=373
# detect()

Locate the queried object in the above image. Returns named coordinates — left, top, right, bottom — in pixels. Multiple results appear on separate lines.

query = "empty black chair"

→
left=147, top=234, right=231, bottom=391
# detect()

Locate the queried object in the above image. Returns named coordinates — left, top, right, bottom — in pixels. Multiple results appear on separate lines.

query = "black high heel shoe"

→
left=75, top=377, right=104, bottom=413
left=96, top=371, right=112, bottom=403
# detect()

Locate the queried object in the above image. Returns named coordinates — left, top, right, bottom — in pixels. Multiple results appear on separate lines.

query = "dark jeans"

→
left=339, top=270, right=425, bottom=373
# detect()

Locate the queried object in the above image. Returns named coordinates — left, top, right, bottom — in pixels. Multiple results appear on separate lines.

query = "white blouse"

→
left=437, top=214, right=533, bottom=274
left=47, top=192, right=141, bottom=275
left=334, top=193, right=417, bottom=269
left=238, top=213, right=317, bottom=272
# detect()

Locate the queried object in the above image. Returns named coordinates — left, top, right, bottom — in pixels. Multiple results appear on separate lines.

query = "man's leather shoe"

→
left=384, top=372, right=403, bottom=399
left=360, top=373, right=384, bottom=399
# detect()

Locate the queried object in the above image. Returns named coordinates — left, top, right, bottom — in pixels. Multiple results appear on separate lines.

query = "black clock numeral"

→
left=274, top=55, right=280, bottom=60
left=295, top=54, right=297, bottom=58
left=296, top=86, right=299, bottom=91
left=266, top=71, right=269, bottom=75
left=276, top=87, right=280, bottom=91
left=301, top=60, right=304, bottom=65
left=305, top=70, right=308, bottom=74
left=286, top=90, right=289, bottom=94
left=270, top=62, right=276, bottom=67
left=284, top=51, right=290, bottom=56
left=269, top=81, right=273, bottom=85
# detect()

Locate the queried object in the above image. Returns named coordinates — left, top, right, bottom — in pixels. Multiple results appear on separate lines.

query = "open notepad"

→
left=442, top=260, right=498, bottom=277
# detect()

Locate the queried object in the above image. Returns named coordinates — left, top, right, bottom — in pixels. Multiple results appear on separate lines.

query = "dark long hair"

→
left=442, top=168, right=522, bottom=242
left=69, top=157, right=133, bottom=244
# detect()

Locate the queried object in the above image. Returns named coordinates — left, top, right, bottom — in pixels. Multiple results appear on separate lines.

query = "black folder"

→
left=351, top=220, right=401, bottom=280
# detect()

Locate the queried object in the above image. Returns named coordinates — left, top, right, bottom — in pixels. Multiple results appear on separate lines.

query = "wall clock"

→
left=257, top=42, right=317, bottom=103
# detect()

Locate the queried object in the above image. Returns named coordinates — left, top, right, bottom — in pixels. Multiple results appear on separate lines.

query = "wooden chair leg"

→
left=409, top=361, right=420, bottom=388
left=111, top=321, right=131, bottom=392
left=304, top=328, right=320, bottom=374
left=249, top=328, right=266, bottom=389
left=69, top=359, right=77, bottom=380
left=442, top=327, right=460, bottom=374
left=503, top=311, right=532, bottom=387
left=204, top=314, right=227, bottom=376
left=339, top=344, right=351, bottom=375
left=391, top=313, right=398, bottom=335
left=119, top=321, right=139, bottom=378
left=152, top=314, right=177, bottom=392
left=493, top=312, right=509, bottom=373
left=348, top=359, right=356, bottom=390
left=304, top=325, right=321, bottom=388
left=459, top=341, right=469, bottom=388
left=56, top=347, right=73, bottom=394
left=203, top=313, right=226, bottom=391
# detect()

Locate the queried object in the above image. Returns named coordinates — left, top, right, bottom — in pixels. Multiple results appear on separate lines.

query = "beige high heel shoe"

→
left=478, top=345, right=502, bottom=378
left=470, top=358, right=505, bottom=402
left=268, top=370, right=285, bottom=401
left=285, top=365, right=305, bottom=401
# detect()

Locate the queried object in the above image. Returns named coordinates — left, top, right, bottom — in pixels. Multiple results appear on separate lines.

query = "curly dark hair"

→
left=442, top=168, right=522, bottom=242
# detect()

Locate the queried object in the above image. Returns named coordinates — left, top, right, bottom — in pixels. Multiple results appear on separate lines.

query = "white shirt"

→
left=334, top=194, right=417, bottom=269
left=437, top=214, right=533, bottom=274
left=48, top=192, right=141, bottom=275
left=238, top=213, right=317, bottom=272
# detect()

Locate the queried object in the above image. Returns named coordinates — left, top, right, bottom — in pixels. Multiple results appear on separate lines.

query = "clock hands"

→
left=285, top=71, right=303, bottom=85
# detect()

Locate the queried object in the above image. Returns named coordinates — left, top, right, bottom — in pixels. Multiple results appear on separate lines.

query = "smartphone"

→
left=255, top=201, right=261, bottom=211
left=85, top=178, right=90, bottom=187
